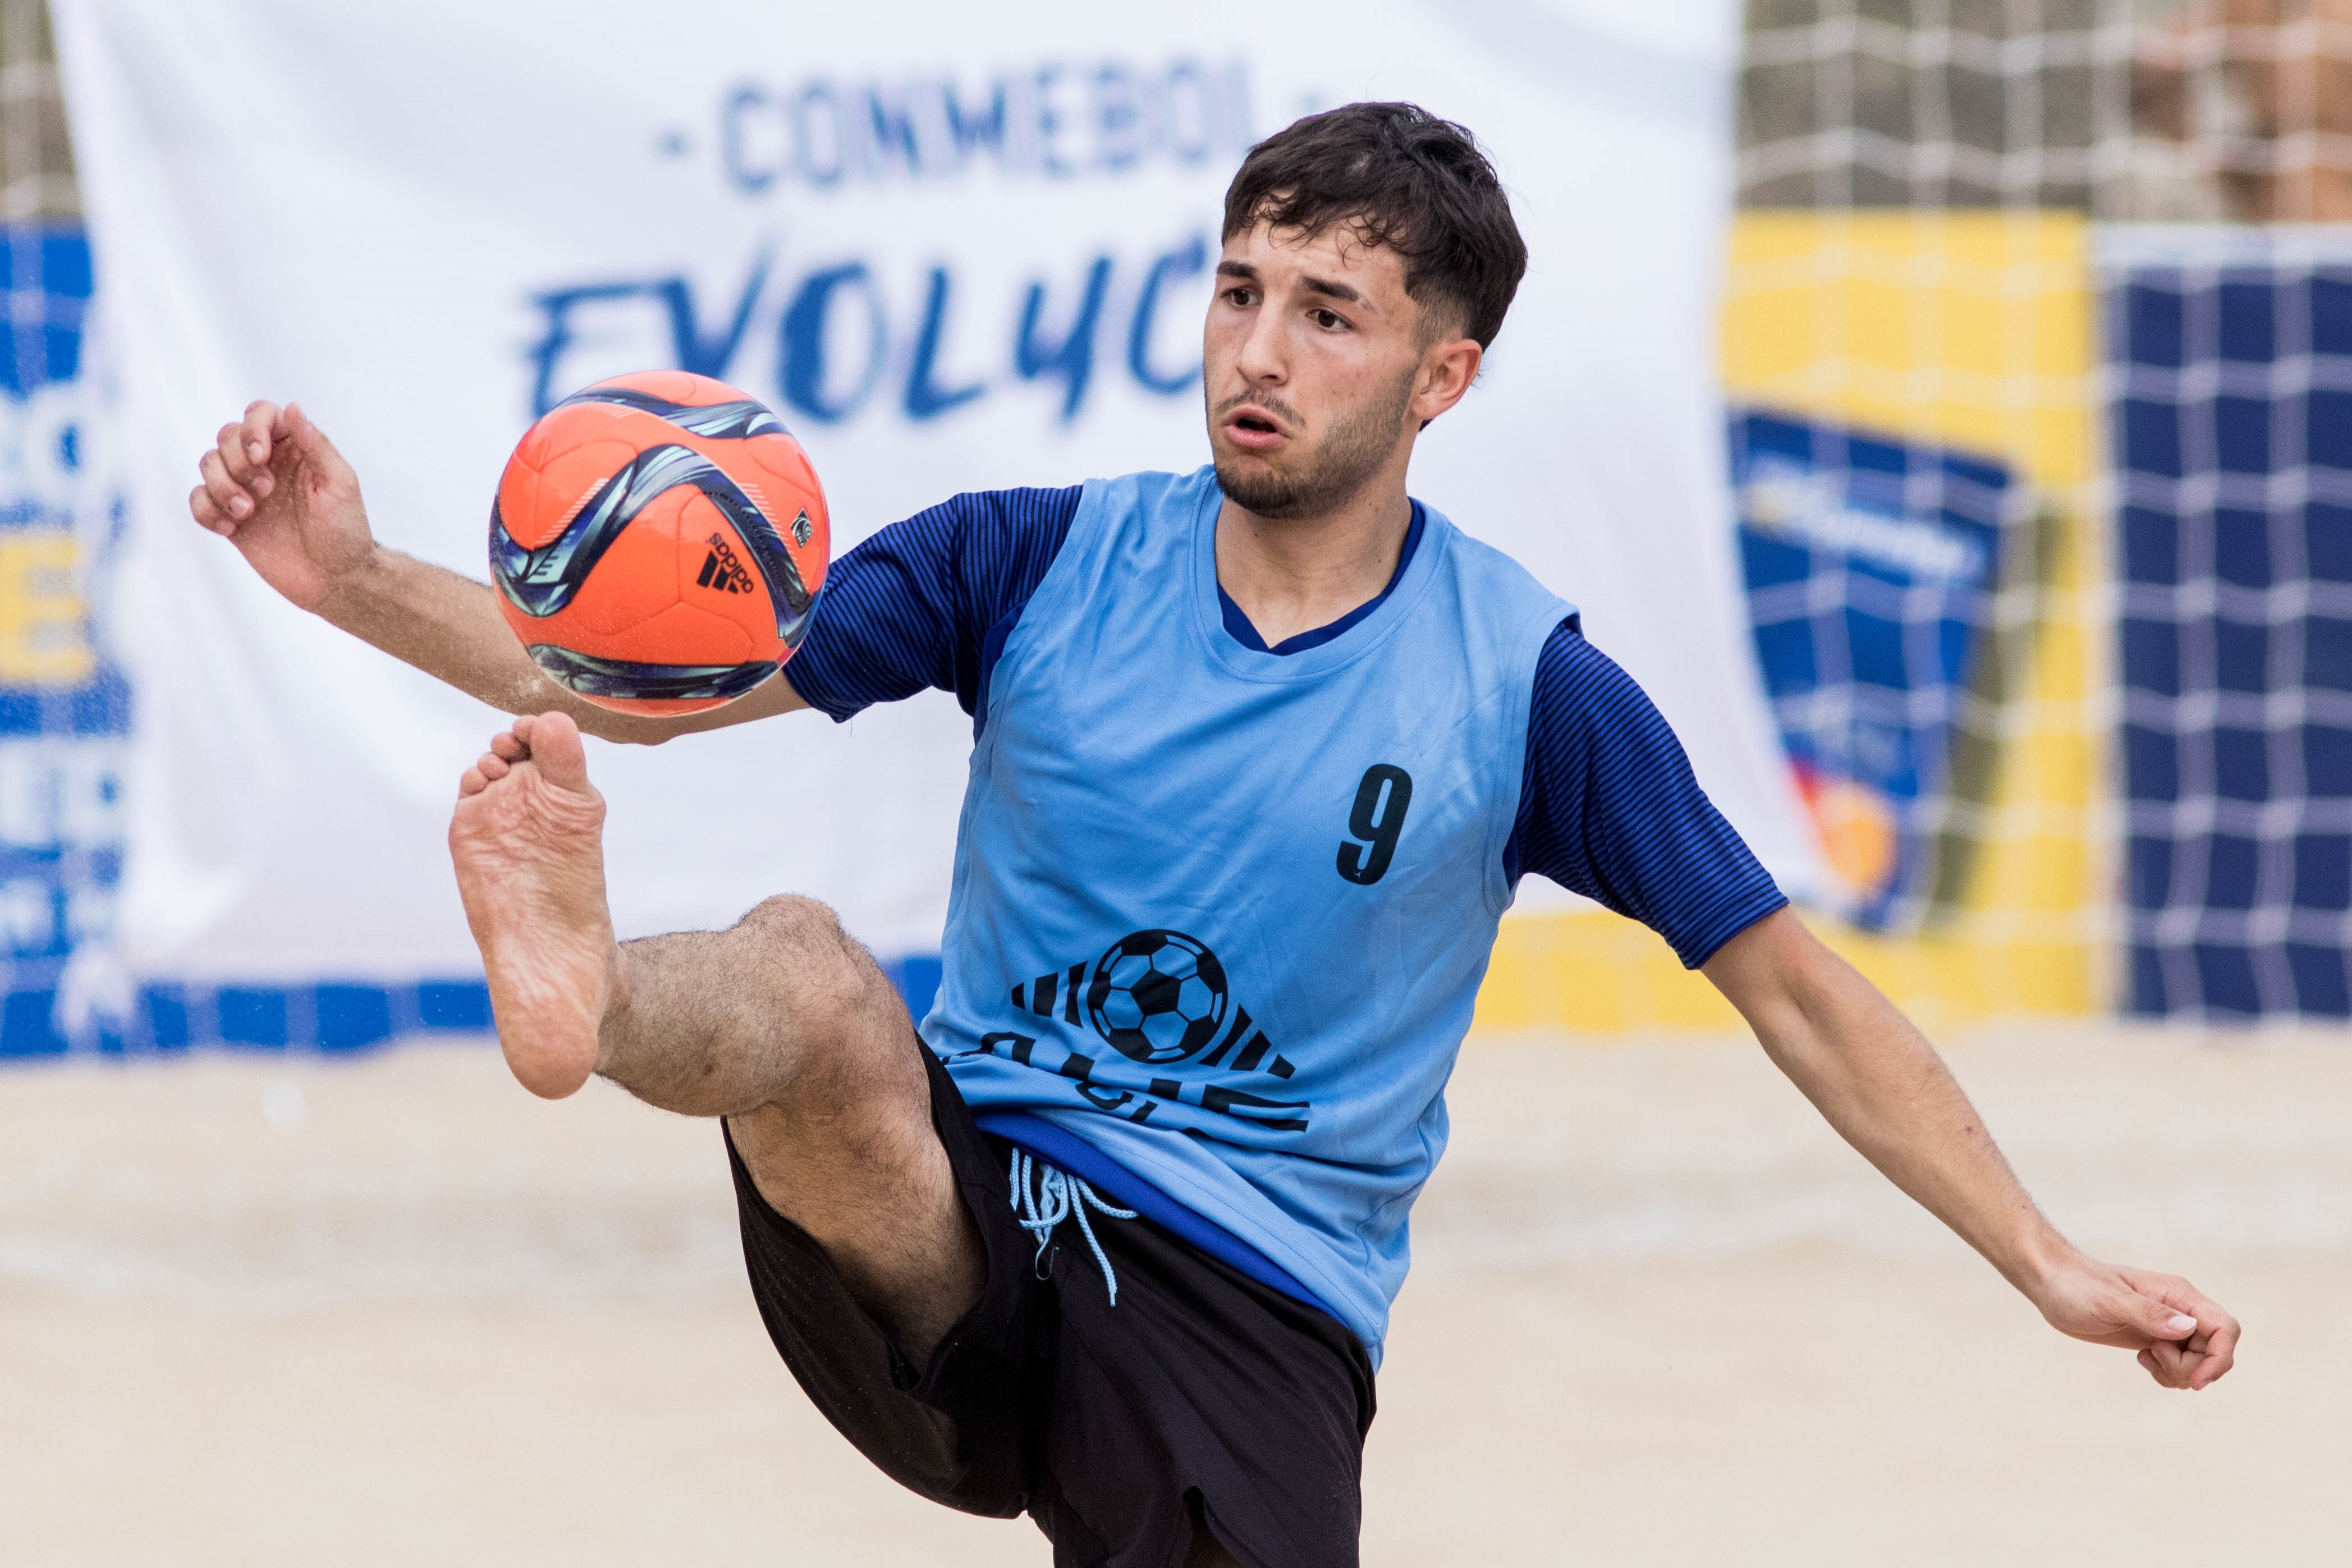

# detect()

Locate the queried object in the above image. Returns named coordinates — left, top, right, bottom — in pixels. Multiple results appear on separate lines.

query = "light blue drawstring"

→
left=1007, top=1147, right=1139, bottom=1305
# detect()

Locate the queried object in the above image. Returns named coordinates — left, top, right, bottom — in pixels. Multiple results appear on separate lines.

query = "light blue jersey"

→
left=924, top=466, right=1570, bottom=1364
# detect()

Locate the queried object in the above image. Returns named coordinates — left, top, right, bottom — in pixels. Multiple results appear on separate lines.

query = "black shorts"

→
left=726, top=1037, right=1376, bottom=1568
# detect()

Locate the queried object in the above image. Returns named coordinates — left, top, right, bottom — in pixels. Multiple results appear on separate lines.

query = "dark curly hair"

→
left=1221, top=102, right=1528, bottom=350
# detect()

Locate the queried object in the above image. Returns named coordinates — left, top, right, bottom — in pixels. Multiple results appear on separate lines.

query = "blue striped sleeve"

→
left=1507, top=624, right=1788, bottom=968
left=780, top=486, right=1082, bottom=723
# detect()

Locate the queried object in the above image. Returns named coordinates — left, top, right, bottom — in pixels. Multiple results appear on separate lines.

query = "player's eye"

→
left=1223, top=286, right=1258, bottom=308
left=1310, top=308, right=1348, bottom=331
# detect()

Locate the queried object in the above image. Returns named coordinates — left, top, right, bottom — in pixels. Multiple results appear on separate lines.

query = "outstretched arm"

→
left=1703, top=908, right=2240, bottom=1391
left=188, top=400, right=806, bottom=744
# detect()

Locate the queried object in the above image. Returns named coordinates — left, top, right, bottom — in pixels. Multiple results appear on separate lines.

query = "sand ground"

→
left=3, top=1029, right=2346, bottom=1566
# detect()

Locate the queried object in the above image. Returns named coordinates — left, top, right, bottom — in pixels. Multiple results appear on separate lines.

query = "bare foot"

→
left=449, top=712, right=620, bottom=1098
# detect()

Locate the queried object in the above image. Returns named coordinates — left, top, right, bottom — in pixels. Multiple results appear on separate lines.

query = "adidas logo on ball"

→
left=698, top=533, right=755, bottom=594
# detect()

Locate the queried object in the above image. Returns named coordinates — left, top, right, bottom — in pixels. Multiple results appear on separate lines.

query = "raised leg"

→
left=448, top=713, right=983, bottom=1355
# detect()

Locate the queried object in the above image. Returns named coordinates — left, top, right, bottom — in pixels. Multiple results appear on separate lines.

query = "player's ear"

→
left=1413, top=334, right=1482, bottom=426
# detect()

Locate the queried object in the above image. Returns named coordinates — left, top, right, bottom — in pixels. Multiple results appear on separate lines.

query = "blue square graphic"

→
left=2109, top=244, right=2352, bottom=1020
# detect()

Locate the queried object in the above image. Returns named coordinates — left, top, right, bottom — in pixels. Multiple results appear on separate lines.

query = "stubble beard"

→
left=1209, top=369, right=1417, bottom=522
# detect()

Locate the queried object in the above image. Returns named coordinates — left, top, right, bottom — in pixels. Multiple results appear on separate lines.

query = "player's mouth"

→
left=1222, top=405, right=1290, bottom=452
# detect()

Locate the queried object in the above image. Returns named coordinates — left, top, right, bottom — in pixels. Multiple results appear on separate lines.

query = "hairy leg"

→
left=606, top=896, right=985, bottom=1353
left=449, top=713, right=983, bottom=1355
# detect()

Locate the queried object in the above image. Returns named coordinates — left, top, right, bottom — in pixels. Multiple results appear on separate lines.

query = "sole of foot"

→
left=448, top=712, right=617, bottom=1099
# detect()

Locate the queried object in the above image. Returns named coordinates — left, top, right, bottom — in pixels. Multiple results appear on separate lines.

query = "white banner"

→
left=54, top=0, right=1817, bottom=986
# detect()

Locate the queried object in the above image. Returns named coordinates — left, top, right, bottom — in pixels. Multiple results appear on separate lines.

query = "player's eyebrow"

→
left=1216, top=262, right=1369, bottom=309
left=1299, top=274, right=1365, bottom=306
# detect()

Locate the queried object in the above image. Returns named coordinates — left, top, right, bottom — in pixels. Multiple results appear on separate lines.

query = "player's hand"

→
left=2027, top=1251, right=2239, bottom=1390
left=189, top=400, right=377, bottom=614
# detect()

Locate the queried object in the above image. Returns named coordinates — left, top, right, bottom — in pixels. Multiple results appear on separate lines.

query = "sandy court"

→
left=3, top=1029, right=2346, bottom=1566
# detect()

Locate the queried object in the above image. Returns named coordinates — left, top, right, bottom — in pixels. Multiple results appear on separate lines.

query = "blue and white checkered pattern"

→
left=2106, top=228, right=2352, bottom=1022
left=0, top=226, right=505, bottom=1057
left=0, top=223, right=129, bottom=1056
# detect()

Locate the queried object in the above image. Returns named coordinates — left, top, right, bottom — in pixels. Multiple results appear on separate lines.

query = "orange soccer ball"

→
left=488, top=371, right=829, bottom=716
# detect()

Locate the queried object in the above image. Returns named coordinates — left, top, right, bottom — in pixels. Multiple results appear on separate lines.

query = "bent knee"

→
left=736, top=895, right=892, bottom=1010
left=739, top=892, right=847, bottom=947
left=730, top=896, right=919, bottom=1116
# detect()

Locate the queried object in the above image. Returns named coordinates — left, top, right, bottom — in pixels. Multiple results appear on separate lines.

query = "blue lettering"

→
left=791, top=81, right=847, bottom=187
left=944, top=78, right=1007, bottom=168
left=863, top=85, right=922, bottom=180
left=1092, top=63, right=1143, bottom=172
left=909, top=82, right=961, bottom=176
left=525, top=281, right=654, bottom=415
left=778, top=263, right=886, bottom=423
left=721, top=84, right=778, bottom=194
left=715, top=57, right=1255, bottom=196
left=1154, top=63, right=1212, bottom=165
left=1127, top=235, right=1206, bottom=396
left=1016, top=256, right=1113, bottom=423
left=1032, top=64, right=1076, bottom=177
left=903, top=267, right=985, bottom=421
left=654, top=253, right=771, bottom=382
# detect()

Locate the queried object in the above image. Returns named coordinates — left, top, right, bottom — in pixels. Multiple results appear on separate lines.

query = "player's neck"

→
left=1214, top=473, right=1414, bottom=649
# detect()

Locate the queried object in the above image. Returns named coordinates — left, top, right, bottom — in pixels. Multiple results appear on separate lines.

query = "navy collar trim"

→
left=1217, top=501, right=1428, bottom=657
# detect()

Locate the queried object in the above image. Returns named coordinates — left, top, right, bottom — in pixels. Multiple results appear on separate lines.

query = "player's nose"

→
left=1231, top=310, right=1289, bottom=387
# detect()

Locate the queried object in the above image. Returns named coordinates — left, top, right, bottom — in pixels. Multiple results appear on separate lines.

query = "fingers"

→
left=2188, top=1305, right=2241, bottom=1390
left=199, top=448, right=261, bottom=529
left=2166, top=1285, right=2241, bottom=1391
left=189, top=482, right=236, bottom=537
left=282, top=401, right=355, bottom=484
left=2121, top=1268, right=2241, bottom=1391
left=194, top=403, right=283, bottom=532
left=2139, top=1337, right=2198, bottom=1390
left=242, top=399, right=283, bottom=484
left=2130, top=1270, right=2241, bottom=1371
left=2136, top=1295, right=2200, bottom=1345
left=217, top=404, right=279, bottom=499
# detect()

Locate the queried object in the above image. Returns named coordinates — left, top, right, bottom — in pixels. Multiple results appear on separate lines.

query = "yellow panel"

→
left=1478, top=213, right=2102, bottom=1037
left=0, top=532, right=93, bottom=687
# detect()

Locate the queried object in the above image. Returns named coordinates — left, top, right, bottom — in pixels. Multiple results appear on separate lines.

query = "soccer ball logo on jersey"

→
left=1091, top=930, right=1225, bottom=1063
left=978, top=929, right=1310, bottom=1134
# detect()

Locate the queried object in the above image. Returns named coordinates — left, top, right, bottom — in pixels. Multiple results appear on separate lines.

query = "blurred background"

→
left=2, top=3, right=2346, bottom=1564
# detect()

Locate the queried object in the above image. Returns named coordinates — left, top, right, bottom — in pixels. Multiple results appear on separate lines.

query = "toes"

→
left=476, top=751, right=511, bottom=781
left=524, top=710, right=592, bottom=791
left=459, top=766, right=489, bottom=797
left=489, top=730, right=527, bottom=762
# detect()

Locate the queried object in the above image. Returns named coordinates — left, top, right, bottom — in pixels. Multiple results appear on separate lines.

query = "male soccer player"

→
left=190, top=104, right=2236, bottom=1568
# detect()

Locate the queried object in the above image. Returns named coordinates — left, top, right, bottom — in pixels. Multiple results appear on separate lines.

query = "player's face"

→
left=1202, top=220, right=1478, bottom=521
